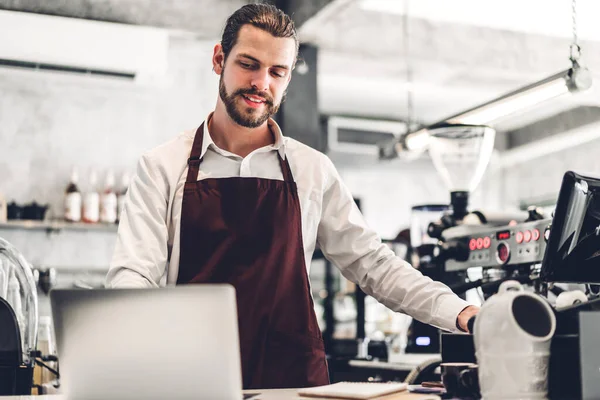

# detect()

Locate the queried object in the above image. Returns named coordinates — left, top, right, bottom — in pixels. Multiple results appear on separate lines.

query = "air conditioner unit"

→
left=327, top=116, right=407, bottom=156
left=0, top=10, right=169, bottom=84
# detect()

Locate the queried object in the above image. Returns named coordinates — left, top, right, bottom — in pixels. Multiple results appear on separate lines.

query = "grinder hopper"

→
left=427, top=123, right=496, bottom=220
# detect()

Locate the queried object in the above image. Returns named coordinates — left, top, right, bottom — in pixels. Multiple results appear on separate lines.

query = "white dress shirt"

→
left=106, top=114, right=470, bottom=332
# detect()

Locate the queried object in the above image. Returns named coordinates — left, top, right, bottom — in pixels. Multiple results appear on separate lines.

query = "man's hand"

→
left=457, top=305, right=480, bottom=333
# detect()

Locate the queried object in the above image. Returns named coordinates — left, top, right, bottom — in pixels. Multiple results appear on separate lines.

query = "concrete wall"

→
left=0, top=35, right=218, bottom=270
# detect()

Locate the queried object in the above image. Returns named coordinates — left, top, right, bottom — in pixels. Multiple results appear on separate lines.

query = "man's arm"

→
left=316, top=157, right=472, bottom=332
left=105, top=153, right=169, bottom=288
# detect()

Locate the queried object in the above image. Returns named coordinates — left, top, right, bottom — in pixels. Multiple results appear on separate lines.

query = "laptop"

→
left=50, top=284, right=244, bottom=400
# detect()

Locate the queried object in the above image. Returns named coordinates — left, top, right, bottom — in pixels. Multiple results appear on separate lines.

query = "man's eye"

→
left=272, top=71, right=285, bottom=78
left=240, top=62, right=251, bottom=68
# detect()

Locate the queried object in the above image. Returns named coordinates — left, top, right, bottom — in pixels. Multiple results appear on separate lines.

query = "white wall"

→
left=0, top=36, right=219, bottom=270
left=338, top=158, right=447, bottom=239
left=498, top=123, right=600, bottom=210
left=0, top=36, right=218, bottom=212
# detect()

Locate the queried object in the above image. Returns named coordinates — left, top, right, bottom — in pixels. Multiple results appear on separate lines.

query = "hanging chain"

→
left=403, top=0, right=414, bottom=133
left=570, top=0, right=581, bottom=62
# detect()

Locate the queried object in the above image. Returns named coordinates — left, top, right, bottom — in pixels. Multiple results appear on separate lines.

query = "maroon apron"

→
left=177, top=123, right=329, bottom=389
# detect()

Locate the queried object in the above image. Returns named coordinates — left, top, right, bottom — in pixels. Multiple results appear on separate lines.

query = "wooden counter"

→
left=3, top=388, right=441, bottom=400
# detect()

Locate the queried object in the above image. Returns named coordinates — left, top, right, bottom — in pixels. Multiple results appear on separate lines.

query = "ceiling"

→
left=304, top=0, right=600, bottom=129
left=0, top=0, right=247, bottom=35
left=360, top=0, right=600, bottom=41
left=1, top=0, right=599, bottom=135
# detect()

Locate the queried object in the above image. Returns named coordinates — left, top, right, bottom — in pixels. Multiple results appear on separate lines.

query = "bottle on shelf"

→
left=64, top=167, right=82, bottom=223
left=116, top=172, right=130, bottom=224
left=82, top=170, right=100, bottom=224
left=100, top=170, right=117, bottom=224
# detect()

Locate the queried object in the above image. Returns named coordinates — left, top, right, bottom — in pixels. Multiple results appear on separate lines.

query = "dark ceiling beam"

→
left=507, top=106, right=600, bottom=149
left=0, top=0, right=335, bottom=37
left=0, top=0, right=247, bottom=37
left=0, top=0, right=148, bottom=25
left=272, top=0, right=334, bottom=29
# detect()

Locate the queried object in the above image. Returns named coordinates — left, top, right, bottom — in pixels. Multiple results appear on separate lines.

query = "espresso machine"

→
left=439, top=170, right=600, bottom=399
left=403, top=123, right=535, bottom=353
left=399, top=130, right=597, bottom=398
left=0, top=237, right=39, bottom=395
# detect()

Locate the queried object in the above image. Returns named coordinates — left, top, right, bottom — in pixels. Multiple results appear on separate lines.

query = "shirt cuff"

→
left=455, top=306, right=473, bottom=332
left=435, top=295, right=471, bottom=333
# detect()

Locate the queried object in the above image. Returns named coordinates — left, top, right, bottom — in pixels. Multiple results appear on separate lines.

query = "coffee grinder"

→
left=404, top=123, right=497, bottom=353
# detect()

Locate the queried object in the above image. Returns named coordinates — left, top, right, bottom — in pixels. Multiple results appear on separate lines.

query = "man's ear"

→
left=212, top=44, right=225, bottom=75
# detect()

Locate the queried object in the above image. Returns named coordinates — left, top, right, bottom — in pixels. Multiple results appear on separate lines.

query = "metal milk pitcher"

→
left=474, top=280, right=556, bottom=399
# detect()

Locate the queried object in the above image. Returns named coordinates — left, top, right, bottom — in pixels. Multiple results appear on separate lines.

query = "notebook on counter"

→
left=297, top=382, right=409, bottom=399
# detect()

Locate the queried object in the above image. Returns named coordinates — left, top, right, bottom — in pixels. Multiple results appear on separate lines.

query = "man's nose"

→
left=249, top=69, right=270, bottom=93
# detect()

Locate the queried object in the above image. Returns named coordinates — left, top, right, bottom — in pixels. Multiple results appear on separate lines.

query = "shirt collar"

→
left=200, top=112, right=287, bottom=160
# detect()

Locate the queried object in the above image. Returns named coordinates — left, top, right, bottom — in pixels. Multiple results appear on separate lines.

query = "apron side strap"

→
left=186, top=123, right=205, bottom=183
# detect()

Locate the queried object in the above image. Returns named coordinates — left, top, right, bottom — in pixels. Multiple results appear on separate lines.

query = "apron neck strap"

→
left=186, top=121, right=295, bottom=183
left=278, top=155, right=294, bottom=183
left=186, top=123, right=204, bottom=184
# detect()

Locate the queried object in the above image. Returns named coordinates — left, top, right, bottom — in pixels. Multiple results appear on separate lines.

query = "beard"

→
left=218, top=75, right=282, bottom=128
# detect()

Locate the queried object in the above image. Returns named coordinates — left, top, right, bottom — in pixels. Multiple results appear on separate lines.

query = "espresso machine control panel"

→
left=439, top=219, right=552, bottom=272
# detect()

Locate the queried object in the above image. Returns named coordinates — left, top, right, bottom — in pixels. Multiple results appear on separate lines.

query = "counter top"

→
left=4, top=389, right=441, bottom=400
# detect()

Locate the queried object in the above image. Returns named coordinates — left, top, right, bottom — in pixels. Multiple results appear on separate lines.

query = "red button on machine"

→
left=483, top=236, right=491, bottom=249
left=524, top=230, right=532, bottom=243
left=532, top=228, right=540, bottom=241
left=476, top=238, right=484, bottom=250
left=469, top=238, right=477, bottom=251
left=516, top=231, right=524, bottom=244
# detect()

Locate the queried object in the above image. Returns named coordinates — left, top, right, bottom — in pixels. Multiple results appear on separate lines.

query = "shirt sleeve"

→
left=316, top=157, right=469, bottom=332
left=105, top=153, right=169, bottom=288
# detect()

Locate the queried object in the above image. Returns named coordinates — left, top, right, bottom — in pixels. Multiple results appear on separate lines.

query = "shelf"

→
left=0, top=220, right=118, bottom=233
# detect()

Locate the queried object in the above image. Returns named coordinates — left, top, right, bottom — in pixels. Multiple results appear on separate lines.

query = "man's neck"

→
left=208, top=107, right=274, bottom=158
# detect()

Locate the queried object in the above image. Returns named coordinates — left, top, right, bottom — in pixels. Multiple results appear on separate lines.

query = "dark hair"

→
left=221, top=3, right=299, bottom=66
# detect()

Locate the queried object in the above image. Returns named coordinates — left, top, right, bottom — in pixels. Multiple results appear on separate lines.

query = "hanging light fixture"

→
left=444, top=65, right=591, bottom=126
left=382, top=0, right=592, bottom=156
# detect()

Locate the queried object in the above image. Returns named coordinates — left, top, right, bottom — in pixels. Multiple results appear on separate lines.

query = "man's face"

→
left=215, top=25, right=296, bottom=128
